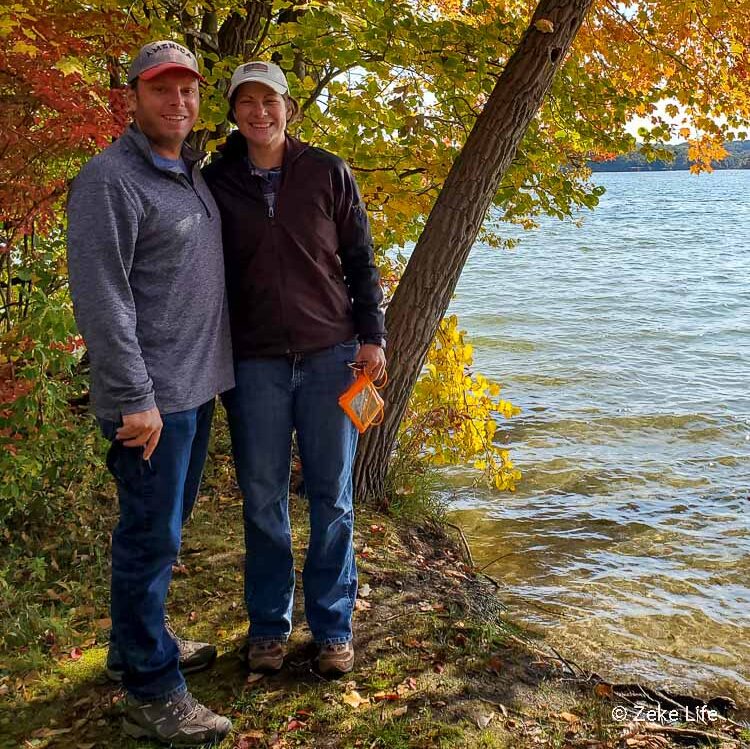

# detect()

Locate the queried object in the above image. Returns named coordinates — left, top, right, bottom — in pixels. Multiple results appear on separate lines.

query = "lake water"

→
left=446, top=170, right=750, bottom=702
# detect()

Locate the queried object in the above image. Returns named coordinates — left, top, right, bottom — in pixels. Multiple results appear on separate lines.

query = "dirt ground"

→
left=1, top=486, right=747, bottom=749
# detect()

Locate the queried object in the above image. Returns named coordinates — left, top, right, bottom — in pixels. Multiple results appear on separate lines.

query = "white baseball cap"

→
left=227, top=61, right=289, bottom=99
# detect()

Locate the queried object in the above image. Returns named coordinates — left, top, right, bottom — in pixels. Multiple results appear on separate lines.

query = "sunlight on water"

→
left=446, top=170, right=750, bottom=701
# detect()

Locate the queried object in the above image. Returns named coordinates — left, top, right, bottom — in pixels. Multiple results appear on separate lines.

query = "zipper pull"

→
left=268, top=204, right=275, bottom=219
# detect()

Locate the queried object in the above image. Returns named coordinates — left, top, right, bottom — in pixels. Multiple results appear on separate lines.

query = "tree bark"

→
left=354, top=0, right=594, bottom=504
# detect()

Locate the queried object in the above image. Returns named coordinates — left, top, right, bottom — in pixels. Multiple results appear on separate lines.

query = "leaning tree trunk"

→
left=354, top=0, right=594, bottom=504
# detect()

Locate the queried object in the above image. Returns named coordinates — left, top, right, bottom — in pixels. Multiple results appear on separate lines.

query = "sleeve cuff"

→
left=119, top=393, right=157, bottom=416
left=359, top=336, right=386, bottom=349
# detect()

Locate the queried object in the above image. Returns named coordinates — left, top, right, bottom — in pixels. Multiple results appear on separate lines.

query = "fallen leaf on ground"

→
left=286, top=718, right=306, bottom=731
left=444, top=569, right=468, bottom=580
left=342, top=690, right=368, bottom=709
left=477, top=713, right=494, bottom=729
left=396, top=677, right=418, bottom=696
left=31, top=727, right=73, bottom=738
left=373, top=691, right=400, bottom=701
left=235, top=730, right=264, bottom=748
left=557, top=711, right=581, bottom=724
left=172, top=563, right=188, bottom=575
left=187, top=610, right=198, bottom=623
left=77, top=743, right=96, bottom=749
left=418, top=601, right=433, bottom=612
left=393, top=705, right=408, bottom=717
left=354, top=598, right=371, bottom=611
left=94, top=617, right=112, bottom=630
left=69, top=647, right=83, bottom=661
left=433, top=662, right=445, bottom=674
left=369, top=524, right=385, bottom=533
left=246, top=672, right=265, bottom=684
left=594, top=682, right=614, bottom=699
left=487, top=655, right=503, bottom=675
left=358, top=583, right=371, bottom=598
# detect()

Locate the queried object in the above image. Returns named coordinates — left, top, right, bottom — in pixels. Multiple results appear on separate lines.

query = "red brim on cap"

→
left=139, top=63, right=206, bottom=82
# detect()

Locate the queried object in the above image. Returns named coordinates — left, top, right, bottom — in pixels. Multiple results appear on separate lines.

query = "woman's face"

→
left=233, top=81, right=291, bottom=154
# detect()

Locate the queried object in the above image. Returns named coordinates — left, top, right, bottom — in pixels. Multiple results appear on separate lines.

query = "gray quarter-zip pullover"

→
left=67, top=125, right=234, bottom=420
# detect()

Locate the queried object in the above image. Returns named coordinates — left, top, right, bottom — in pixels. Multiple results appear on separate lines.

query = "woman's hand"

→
left=355, top=344, right=386, bottom=382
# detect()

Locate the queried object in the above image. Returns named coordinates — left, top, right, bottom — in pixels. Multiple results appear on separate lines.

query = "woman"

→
left=203, top=61, right=386, bottom=676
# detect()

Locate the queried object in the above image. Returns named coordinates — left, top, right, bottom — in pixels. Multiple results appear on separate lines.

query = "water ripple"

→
left=447, top=170, right=750, bottom=701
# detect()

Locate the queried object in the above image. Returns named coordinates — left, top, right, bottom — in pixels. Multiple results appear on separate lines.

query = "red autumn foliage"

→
left=0, top=2, right=137, bottom=244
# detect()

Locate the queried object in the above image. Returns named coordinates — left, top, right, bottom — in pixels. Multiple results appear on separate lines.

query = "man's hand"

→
left=116, top=407, right=163, bottom=461
left=355, top=344, right=386, bottom=382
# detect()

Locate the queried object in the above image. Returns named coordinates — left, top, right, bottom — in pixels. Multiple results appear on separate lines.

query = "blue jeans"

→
left=99, top=399, right=215, bottom=701
left=223, top=341, right=359, bottom=645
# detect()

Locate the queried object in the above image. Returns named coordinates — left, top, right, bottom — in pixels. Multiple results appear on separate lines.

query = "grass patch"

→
left=1, top=410, right=746, bottom=748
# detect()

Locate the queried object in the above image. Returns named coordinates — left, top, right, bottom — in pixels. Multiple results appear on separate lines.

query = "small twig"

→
left=507, top=632, right=584, bottom=678
left=477, top=571, right=503, bottom=590
left=445, top=522, right=474, bottom=569
left=382, top=608, right=435, bottom=623
left=637, top=723, right=727, bottom=742
left=545, top=643, right=584, bottom=678
left=478, top=552, right=516, bottom=572
left=652, top=688, right=686, bottom=712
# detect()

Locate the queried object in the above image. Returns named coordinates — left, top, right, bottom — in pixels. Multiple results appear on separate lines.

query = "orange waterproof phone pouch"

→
left=338, top=367, right=388, bottom=433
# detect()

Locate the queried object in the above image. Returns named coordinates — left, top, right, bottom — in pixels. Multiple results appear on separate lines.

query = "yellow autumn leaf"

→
left=342, top=690, right=368, bottom=709
left=12, top=40, right=37, bottom=55
left=55, top=58, right=84, bottom=77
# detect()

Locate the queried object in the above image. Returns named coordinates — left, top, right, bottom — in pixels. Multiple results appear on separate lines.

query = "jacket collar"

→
left=219, top=130, right=309, bottom=168
left=120, top=123, right=205, bottom=169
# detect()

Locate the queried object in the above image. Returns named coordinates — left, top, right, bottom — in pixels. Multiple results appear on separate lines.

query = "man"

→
left=67, top=40, right=234, bottom=745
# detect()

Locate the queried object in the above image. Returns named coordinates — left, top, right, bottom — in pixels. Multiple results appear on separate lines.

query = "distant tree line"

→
left=589, top=140, right=750, bottom=172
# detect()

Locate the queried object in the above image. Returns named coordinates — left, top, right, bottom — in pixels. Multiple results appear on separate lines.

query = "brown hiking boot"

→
left=106, top=617, right=217, bottom=682
left=122, top=690, right=232, bottom=746
left=247, top=640, right=286, bottom=673
left=317, top=641, right=354, bottom=676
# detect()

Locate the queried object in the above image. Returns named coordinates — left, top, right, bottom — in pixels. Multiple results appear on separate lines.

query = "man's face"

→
left=127, top=71, right=199, bottom=154
left=233, top=82, right=291, bottom=153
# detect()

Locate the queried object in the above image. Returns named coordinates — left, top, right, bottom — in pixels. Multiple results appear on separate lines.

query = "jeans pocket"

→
left=106, top=440, right=154, bottom=497
left=335, top=338, right=360, bottom=368
left=336, top=338, right=359, bottom=351
left=97, top=417, right=118, bottom=442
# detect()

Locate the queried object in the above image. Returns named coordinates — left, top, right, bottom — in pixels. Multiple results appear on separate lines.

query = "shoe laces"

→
left=164, top=615, right=186, bottom=648
left=168, top=691, right=201, bottom=724
left=324, top=642, right=349, bottom=654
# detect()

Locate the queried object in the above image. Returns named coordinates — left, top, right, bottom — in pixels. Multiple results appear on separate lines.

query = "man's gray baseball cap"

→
left=127, top=40, right=205, bottom=84
left=227, top=61, right=289, bottom=99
